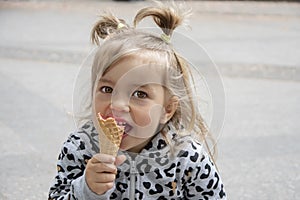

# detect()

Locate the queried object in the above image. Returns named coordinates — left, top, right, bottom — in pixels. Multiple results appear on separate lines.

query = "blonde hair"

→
left=87, top=2, right=216, bottom=159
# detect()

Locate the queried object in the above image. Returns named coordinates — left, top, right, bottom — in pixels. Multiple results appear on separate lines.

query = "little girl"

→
left=49, top=2, right=226, bottom=200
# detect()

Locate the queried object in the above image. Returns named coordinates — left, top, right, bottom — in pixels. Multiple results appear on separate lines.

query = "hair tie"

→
left=117, top=22, right=126, bottom=29
left=161, top=33, right=171, bottom=43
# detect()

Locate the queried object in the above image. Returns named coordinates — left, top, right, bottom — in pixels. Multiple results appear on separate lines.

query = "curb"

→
left=0, top=46, right=86, bottom=65
left=1, top=46, right=298, bottom=81
left=219, top=63, right=299, bottom=81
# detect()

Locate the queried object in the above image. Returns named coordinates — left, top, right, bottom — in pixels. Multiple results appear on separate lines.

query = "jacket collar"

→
left=81, top=120, right=178, bottom=157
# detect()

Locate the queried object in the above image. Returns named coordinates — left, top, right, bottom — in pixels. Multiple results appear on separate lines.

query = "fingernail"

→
left=111, top=157, right=116, bottom=163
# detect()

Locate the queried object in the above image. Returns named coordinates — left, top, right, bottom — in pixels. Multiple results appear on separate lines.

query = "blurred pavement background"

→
left=0, top=1, right=299, bottom=199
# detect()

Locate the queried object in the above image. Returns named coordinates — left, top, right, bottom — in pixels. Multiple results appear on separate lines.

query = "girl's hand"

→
left=85, top=153, right=127, bottom=195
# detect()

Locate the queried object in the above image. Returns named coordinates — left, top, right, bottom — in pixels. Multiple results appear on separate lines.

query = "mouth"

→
left=102, top=114, right=133, bottom=136
left=116, top=120, right=133, bottom=135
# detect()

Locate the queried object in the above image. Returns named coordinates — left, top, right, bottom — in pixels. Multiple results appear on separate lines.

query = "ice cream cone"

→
left=97, top=113, right=124, bottom=157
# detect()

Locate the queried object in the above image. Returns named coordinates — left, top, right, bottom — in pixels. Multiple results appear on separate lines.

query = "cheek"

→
left=132, top=104, right=164, bottom=127
left=93, top=93, right=110, bottom=114
left=94, top=100, right=103, bottom=114
left=135, top=115, right=151, bottom=127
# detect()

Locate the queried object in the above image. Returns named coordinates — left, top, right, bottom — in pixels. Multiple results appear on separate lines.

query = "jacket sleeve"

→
left=183, top=146, right=227, bottom=200
left=48, top=134, right=113, bottom=200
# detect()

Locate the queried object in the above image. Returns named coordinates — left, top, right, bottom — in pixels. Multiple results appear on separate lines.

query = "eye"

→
left=132, top=90, right=148, bottom=99
left=100, top=86, right=113, bottom=93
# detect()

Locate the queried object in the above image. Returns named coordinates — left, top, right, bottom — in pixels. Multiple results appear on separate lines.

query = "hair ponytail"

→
left=91, top=13, right=129, bottom=45
left=134, top=2, right=190, bottom=37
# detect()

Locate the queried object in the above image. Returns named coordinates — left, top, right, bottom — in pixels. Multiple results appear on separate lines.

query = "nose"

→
left=109, top=98, right=130, bottom=113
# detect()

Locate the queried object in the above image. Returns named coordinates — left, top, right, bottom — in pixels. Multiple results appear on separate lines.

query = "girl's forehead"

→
left=100, top=54, right=168, bottom=85
left=111, top=53, right=166, bottom=70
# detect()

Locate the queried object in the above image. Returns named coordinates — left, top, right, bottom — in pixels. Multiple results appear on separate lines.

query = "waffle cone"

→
left=97, top=113, right=124, bottom=157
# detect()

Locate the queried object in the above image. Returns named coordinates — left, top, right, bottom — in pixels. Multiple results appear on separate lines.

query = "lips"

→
left=117, top=121, right=133, bottom=134
left=102, top=114, right=133, bottom=134
left=110, top=118, right=132, bottom=134
left=122, top=133, right=128, bottom=140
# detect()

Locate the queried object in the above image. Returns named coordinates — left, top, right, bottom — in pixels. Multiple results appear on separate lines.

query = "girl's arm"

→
left=183, top=146, right=227, bottom=200
left=48, top=134, right=110, bottom=200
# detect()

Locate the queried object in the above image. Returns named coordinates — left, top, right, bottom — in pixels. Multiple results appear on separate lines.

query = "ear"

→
left=160, top=96, right=179, bottom=124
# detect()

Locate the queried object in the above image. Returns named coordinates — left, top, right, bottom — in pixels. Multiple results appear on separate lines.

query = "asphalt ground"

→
left=0, top=1, right=299, bottom=199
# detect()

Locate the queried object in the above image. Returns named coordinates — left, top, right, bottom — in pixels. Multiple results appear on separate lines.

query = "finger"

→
left=115, top=155, right=127, bottom=166
left=91, top=153, right=115, bottom=164
left=94, top=173, right=116, bottom=183
left=93, top=163, right=117, bottom=173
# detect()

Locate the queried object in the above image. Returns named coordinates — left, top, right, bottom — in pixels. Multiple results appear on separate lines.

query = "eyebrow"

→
left=98, top=78, right=114, bottom=85
left=135, top=84, right=157, bottom=94
left=99, top=78, right=158, bottom=92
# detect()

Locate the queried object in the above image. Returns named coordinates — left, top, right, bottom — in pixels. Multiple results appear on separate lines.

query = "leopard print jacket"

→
left=48, top=121, right=226, bottom=200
